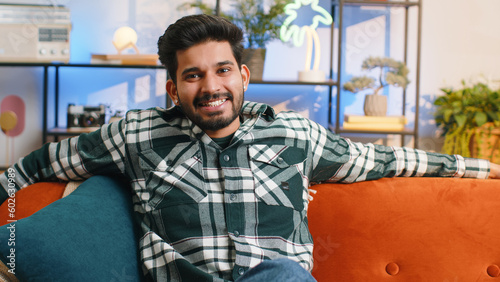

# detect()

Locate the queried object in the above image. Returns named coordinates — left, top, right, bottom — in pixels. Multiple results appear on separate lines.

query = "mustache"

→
left=193, top=93, right=233, bottom=105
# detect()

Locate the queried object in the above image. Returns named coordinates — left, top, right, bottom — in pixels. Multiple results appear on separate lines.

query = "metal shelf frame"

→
left=332, top=0, right=422, bottom=147
left=0, top=62, right=167, bottom=143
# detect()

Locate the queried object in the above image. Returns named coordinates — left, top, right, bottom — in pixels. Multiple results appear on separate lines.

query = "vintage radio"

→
left=0, top=4, right=71, bottom=63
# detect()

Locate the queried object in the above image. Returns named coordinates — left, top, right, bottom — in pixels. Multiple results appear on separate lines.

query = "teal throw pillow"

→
left=0, top=175, right=143, bottom=281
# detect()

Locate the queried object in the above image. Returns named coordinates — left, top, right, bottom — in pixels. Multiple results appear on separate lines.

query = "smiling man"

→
left=1, top=14, right=500, bottom=282
left=166, top=40, right=248, bottom=138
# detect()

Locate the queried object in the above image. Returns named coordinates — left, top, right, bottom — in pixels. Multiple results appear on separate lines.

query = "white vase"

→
left=298, top=70, right=326, bottom=82
left=364, top=94, right=387, bottom=116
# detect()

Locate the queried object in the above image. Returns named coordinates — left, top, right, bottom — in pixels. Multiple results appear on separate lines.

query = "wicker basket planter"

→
left=470, top=123, right=500, bottom=164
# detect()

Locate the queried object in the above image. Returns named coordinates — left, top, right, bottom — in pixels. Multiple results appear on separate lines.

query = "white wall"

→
left=419, top=0, right=500, bottom=151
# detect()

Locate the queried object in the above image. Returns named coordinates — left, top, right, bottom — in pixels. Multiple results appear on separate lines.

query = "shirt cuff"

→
left=0, top=173, right=10, bottom=204
left=457, top=155, right=490, bottom=179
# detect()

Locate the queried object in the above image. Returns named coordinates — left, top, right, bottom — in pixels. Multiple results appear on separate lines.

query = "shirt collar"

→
left=156, top=105, right=185, bottom=121
left=240, top=101, right=276, bottom=120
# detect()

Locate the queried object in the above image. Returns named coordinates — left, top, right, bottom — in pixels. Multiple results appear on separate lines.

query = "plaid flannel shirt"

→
left=0, top=101, right=490, bottom=281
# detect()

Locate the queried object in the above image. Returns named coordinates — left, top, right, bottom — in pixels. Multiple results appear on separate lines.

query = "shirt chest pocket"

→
left=248, top=144, right=308, bottom=211
left=138, top=143, right=206, bottom=209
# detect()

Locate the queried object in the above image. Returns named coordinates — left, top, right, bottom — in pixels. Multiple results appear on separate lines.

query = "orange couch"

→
left=1, top=177, right=500, bottom=281
left=309, top=177, right=500, bottom=281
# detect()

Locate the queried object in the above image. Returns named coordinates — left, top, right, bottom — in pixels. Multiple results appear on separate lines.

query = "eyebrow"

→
left=180, top=60, right=235, bottom=76
left=217, top=60, right=234, bottom=67
left=181, top=67, right=200, bottom=76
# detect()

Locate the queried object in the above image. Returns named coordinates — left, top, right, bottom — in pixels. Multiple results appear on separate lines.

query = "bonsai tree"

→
left=179, top=0, right=289, bottom=49
left=342, top=56, right=410, bottom=116
left=343, top=56, right=410, bottom=95
left=434, top=80, right=500, bottom=160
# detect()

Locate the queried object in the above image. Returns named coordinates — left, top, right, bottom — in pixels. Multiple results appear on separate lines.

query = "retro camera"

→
left=67, top=104, right=106, bottom=128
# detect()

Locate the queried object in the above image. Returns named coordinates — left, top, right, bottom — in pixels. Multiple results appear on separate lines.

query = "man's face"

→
left=167, top=41, right=250, bottom=138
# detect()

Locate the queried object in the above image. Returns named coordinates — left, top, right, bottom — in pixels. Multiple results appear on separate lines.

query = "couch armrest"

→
left=308, top=177, right=500, bottom=281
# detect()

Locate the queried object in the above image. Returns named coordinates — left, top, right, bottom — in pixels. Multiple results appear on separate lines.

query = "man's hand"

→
left=489, top=163, right=500, bottom=179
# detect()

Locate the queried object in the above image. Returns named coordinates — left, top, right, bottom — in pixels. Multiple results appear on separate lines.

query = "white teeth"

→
left=202, top=99, right=226, bottom=107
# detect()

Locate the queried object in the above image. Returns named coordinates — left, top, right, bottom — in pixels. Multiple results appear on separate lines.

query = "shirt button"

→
left=223, top=155, right=230, bottom=162
left=234, top=230, right=240, bottom=237
left=277, top=157, right=284, bottom=164
left=230, top=194, right=237, bottom=201
left=238, top=268, right=245, bottom=275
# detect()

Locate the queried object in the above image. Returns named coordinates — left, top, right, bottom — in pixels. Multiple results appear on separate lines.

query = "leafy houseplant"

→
left=179, top=0, right=289, bottom=80
left=343, top=56, right=410, bottom=116
left=434, top=81, right=500, bottom=163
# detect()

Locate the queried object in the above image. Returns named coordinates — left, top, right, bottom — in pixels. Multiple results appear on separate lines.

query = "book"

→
left=342, top=121, right=406, bottom=131
left=344, top=114, right=408, bottom=125
left=91, top=54, right=159, bottom=66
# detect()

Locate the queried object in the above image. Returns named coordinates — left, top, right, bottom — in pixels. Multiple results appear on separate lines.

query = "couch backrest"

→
left=308, top=177, right=500, bottom=281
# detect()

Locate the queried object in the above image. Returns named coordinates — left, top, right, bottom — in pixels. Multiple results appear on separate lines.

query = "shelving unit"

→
left=331, top=0, right=422, bottom=147
left=0, top=62, right=336, bottom=144
left=1, top=0, right=421, bottom=147
left=46, top=63, right=167, bottom=142
left=0, top=62, right=167, bottom=143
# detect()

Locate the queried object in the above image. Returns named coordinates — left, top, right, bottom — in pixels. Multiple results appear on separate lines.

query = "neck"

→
left=205, top=118, right=241, bottom=139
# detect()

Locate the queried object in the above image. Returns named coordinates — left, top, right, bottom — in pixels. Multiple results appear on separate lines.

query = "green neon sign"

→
left=280, top=0, right=332, bottom=73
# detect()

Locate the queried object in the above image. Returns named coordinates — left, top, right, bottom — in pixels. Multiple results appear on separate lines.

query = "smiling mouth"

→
left=199, top=98, right=227, bottom=108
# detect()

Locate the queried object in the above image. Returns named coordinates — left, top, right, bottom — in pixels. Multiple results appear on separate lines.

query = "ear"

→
left=241, top=64, right=250, bottom=91
left=166, top=79, right=179, bottom=105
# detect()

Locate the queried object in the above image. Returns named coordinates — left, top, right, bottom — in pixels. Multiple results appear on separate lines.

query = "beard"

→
left=178, top=91, right=244, bottom=132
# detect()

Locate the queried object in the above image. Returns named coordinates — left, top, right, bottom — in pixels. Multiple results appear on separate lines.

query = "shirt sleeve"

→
left=307, top=118, right=490, bottom=183
left=0, top=119, right=127, bottom=204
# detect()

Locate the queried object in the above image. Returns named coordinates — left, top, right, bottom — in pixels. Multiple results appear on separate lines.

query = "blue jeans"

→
left=236, top=259, right=317, bottom=282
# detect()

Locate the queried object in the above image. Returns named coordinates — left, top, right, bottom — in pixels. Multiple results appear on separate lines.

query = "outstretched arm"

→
left=307, top=119, right=490, bottom=183
left=0, top=119, right=126, bottom=204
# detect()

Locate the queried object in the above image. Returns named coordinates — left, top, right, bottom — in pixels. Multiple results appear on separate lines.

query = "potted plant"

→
left=342, top=56, right=410, bottom=116
left=179, top=0, right=289, bottom=80
left=434, top=80, right=500, bottom=163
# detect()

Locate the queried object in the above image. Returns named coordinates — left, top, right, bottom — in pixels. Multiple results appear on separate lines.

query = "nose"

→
left=200, top=72, right=221, bottom=94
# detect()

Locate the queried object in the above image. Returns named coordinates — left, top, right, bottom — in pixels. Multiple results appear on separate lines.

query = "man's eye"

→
left=218, top=68, right=230, bottom=74
left=185, top=74, right=200, bottom=80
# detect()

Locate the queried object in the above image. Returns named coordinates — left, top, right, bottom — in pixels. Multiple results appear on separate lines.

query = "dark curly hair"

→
left=157, top=14, right=244, bottom=84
